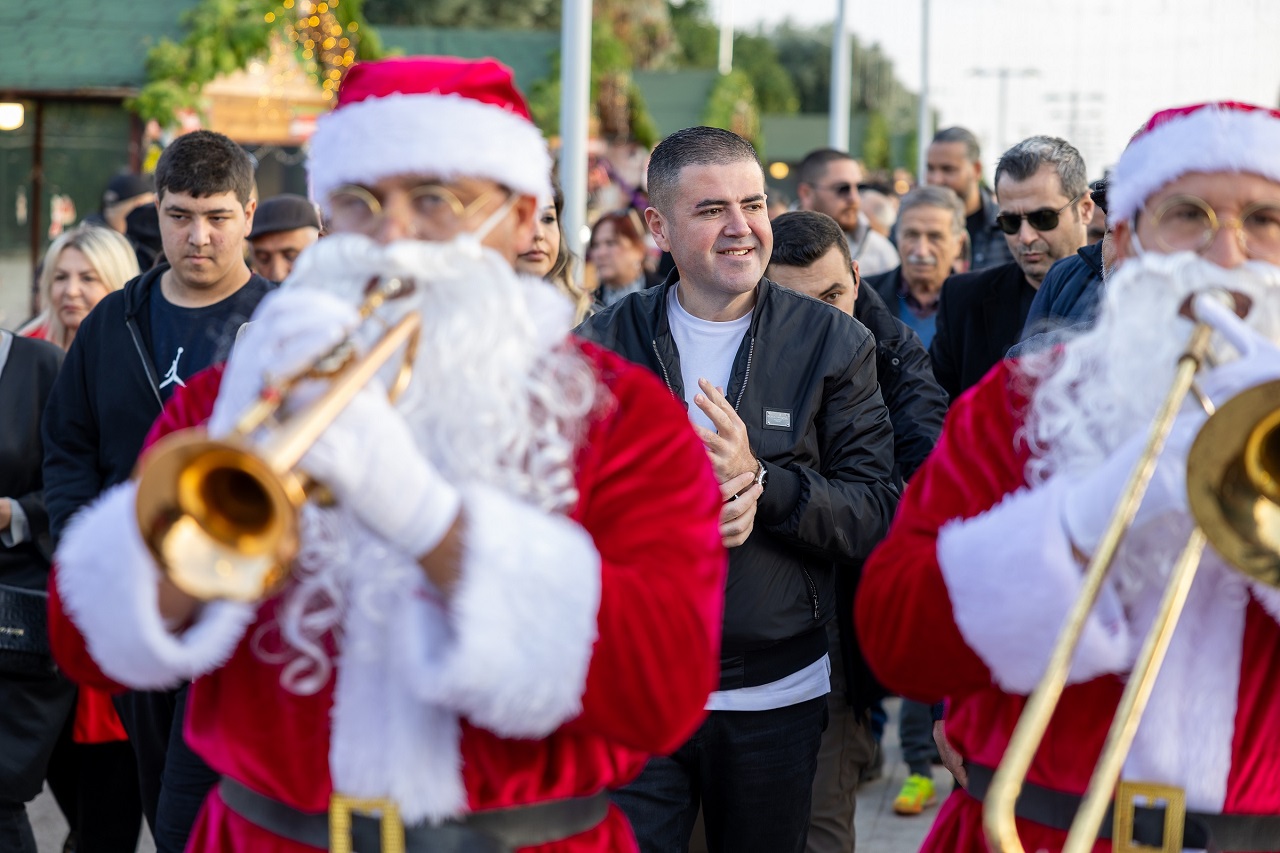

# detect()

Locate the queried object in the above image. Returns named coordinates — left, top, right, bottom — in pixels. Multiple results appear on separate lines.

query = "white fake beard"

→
left=253, top=233, right=601, bottom=695
left=1019, top=251, right=1280, bottom=485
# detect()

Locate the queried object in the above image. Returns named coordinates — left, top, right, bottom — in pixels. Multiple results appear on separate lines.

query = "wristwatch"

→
left=753, top=458, right=767, bottom=492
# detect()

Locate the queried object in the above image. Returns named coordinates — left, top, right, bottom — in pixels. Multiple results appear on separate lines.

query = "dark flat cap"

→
left=102, top=173, right=154, bottom=206
left=251, top=194, right=322, bottom=239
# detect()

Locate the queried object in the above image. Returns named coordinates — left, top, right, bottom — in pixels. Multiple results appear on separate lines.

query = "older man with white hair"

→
left=858, top=101, right=1280, bottom=852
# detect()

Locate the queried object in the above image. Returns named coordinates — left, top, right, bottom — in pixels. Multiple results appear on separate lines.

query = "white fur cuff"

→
left=937, top=481, right=1134, bottom=694
left=55, top=483, right=255, bottom=690
left=402, top=485, right=601, bottom=737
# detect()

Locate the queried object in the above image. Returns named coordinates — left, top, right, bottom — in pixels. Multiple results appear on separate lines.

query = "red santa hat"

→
left=308, top=56, right=552, bottom=211
left=1108, top=101, right=1280, bottom=226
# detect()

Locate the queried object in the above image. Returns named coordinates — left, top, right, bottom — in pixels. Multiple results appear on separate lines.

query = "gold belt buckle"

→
left=329, top=793, right=406, bottom=853
left=1113, top=780, right=1186, bottom=853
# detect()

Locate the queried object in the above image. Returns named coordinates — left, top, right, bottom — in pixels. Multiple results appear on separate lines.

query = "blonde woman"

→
left=21, top=225, right=139, bottom=349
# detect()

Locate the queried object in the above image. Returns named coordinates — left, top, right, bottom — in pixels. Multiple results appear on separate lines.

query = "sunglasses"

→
left=816, top=181, right=856, bottom=199
left=995, top=193, right=1084, bottom=235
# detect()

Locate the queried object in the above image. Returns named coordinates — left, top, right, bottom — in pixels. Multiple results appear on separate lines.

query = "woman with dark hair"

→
left=587, top=208, right=661, bottom=309
left=516, top=183, right=591, bottom=323
left=19, top=224, right=144, bottom=853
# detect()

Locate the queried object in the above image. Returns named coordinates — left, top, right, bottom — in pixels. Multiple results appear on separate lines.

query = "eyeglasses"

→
left=816, top=181, right=856, bottom=199
left=327, top=182, right=505, bottom=236
left=995, top=193, right=1084, bottom=235
left=1146, top=195, right=1280, bottom=262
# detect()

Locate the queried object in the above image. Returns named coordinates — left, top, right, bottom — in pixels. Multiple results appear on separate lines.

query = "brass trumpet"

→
left=134, top=278, right=420, bottom=603
left=983, top=291, right=1280, bottom=853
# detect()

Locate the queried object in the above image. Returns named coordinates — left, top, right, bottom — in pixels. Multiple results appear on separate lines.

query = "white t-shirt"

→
left=666, top=284, right=752, bottom=431
left=666, top=284, right=831, bottom=712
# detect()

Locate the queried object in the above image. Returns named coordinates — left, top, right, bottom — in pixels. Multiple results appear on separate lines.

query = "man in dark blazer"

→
left=928, top=135, right=1094, bottom=400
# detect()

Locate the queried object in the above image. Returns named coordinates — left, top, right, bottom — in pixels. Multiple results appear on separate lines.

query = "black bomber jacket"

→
left=576, top=276, right=900, bottom=686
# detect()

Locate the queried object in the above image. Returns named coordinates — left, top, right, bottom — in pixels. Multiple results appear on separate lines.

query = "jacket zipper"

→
left=732, top=334, right=754, bottom=411
left=126, top=319, right=164, bottom=409
left=800, top=567, right=819, bottom=620
left=651, top=340, right=675, bottom=393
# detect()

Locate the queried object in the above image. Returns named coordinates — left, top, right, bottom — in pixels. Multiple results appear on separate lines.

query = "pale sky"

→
left=721, top=0, right=1280, bottom=179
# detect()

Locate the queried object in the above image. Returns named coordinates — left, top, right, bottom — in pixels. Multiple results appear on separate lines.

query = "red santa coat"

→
left=49, top=340, right=727, bottom=852
left=856, top=361, right=1280, bottom=853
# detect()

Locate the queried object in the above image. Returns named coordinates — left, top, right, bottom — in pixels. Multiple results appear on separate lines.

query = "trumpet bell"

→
left=1186, top=378, right=1280, bottom=588
left=135, top=429, right=304, bottom=602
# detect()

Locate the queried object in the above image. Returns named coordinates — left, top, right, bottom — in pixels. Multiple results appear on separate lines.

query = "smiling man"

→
left=41, top=129, right=273, bottom=852
left=927, top=135, right=1093, bottom=399
left=578, top=127, right=899, bottom=853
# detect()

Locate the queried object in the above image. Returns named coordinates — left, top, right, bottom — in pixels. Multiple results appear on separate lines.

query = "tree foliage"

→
left=128, top=0, right=383, bottom=125
left=527, top=20, right=658, bottom=148
left=703, top=70, right=761, bottom=152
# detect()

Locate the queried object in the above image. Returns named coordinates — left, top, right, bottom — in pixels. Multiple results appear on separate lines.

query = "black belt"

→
left=966, top=763, right=1280, bottom=852
left=219, top=776, right=610, bottom=853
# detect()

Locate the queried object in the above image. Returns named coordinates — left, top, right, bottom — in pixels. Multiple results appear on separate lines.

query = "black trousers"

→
left=46, top=713, right=143, bottom=853
left=0, top=669, right=76, bottom=853
left=113, top=683, right=219, bottom=853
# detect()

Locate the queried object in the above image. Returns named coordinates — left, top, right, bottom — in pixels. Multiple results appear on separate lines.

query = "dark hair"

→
left=931, top=126, right=981, bottom=162
left=768, top=210, right=852, bottom=270
left=797, top=148, right=855, bottom=187
left=589, top=207, right=647, bottom=251
left=647, top=126, right=762, bottom=214
left=994, top=135, right=1088, bottom=201
left=154, top=130, right=256, bottom=205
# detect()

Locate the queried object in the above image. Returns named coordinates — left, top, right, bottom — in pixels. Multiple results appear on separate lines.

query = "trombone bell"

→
left=1187, top=377, right=1280, bottom=587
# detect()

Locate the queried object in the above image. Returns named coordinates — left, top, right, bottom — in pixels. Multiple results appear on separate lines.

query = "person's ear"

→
left=850, top=259, right=861, bottom=299
left=645, top=207, right=671, bottom=252
left=242, top=198, right=258, bottom=238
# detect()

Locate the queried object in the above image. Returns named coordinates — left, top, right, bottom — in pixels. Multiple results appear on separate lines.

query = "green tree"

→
left=703, top=70, right=761, bottom=151
left=862, top=110, right=891, bottom=171
left=129, top=0, right=383, bottom=125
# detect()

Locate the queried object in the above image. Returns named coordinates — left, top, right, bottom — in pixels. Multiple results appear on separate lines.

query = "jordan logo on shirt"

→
left=159, top=347, right=186, bottom=390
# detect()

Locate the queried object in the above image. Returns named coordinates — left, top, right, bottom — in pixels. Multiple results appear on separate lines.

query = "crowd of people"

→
left=1, top=49, right=1279, bottom=853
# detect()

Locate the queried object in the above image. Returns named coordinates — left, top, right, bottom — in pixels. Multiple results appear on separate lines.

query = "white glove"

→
left=302, top=385, right=461, bottom=558
left=1193, top=292, right=1280, bottom=408
left=208, top=289, right=360, bottom=438
left=1061, top=415, right=1199, bottom=556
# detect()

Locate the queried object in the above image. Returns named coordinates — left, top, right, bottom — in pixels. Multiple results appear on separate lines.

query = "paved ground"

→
left=28, top=697, right=946, bottom=852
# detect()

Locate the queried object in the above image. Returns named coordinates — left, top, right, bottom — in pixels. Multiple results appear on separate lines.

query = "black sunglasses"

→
left=816, top=181, right=856, bottom=199
left=995, top=193, right=1084, bottom=235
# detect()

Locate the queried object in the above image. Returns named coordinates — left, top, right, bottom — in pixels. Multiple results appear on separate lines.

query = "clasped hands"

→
left=692, top=378, right=762, bottom=548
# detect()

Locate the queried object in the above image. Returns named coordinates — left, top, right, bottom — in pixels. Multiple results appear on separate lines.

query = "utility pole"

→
left=829, top=0, right=852, bottom=151
left=915, top=0, right=930, bottom=183
left=559, top=0, right=591, bottom=259
left=718, top=0, right=735, bottom=75
left=970, top=67, right=1039, bottom=153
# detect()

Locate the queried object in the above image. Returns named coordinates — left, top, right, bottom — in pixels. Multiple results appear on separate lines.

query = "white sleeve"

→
left=55, top=483, right=255, bottom=690
left=936, top=478, right=1135, bottom=694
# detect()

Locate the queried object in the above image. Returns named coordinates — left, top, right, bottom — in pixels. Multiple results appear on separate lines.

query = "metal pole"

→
left=915, top=0, right=930, bottom=183
left=718, top=0, right=735, bottom=75
left=559, top=0, right=592, bottom=260
left=828, top=0, right=852, bottom=151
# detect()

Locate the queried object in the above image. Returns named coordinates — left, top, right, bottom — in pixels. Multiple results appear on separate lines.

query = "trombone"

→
left=983, top=290, right=1280, bottom=853
left=134, top=277, right=421, bottom=603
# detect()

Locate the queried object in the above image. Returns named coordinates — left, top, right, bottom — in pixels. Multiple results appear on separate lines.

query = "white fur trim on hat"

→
left=308, top=92, right=553, bottom=211
left=1109, top=105, right=1280, bottom=227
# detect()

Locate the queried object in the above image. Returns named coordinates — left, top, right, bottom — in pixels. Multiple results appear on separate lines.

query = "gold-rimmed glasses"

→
left=1148, top=194, right=1280, bottom=262
left=327, top=182, right=505, bottom=237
